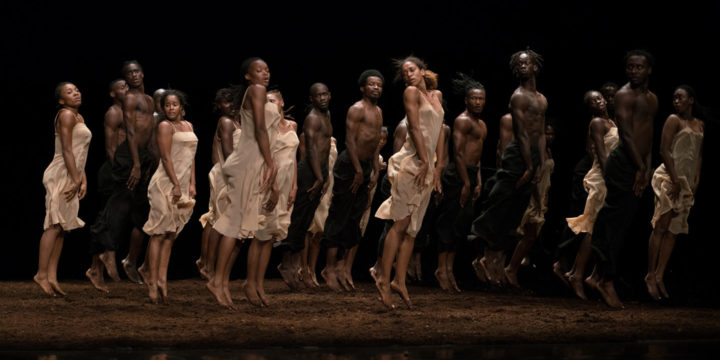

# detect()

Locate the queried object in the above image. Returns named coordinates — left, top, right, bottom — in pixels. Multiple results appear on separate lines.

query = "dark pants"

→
left=278, top=159, right=326, bottom=254
left=591, top=145, right=640, bottom=280
left=376, top=173, right=393, bottom=258
left=435, top=163, right=479, bottom=253
left=323, top=150, right=372, bottom=257
left=469, top=139, right=539, bottom=252
left=90, top=141, right=153, bottom=255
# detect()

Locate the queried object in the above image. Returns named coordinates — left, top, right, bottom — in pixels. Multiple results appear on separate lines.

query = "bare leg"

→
left=414, top=252, right=423, bottom=281
left=299, top=233, right=314, bottom=288
left=378, top=217, right=411, bottom=309
left=391, top=233, right=415, bottom=308
left=435, top=252, right=450, bottom=291
left=656, top=232, right=677, bottom=299
left=584, top=266, right=599, bottom=290
left=46, top=230, right=66, bottom=296
left=407, top=251, right=417, bottom=282
left=278, top=251, right=301, bottom=290
left=99, top=250, right=121, bottom=282
left=256, top=239, right=274, bottom=306
left=157, top=233, right=176, bottom=303
left=597, top=279, right=624, bottom=308
left=447, top=251, right=460, bottom=292
left=244, top=239, right=263, bottom=307
left=505, top=223, right=538, bottom=287
left=145, top=234, right=163, bottom=304
left=35, top=226, right=62, bottom=296
left=343, top=245, right=358, bottom=290
left=205, top=227, right=221, bottom=282
left=197, top=225, right=212, bottom=280
left=207, top=235, right=235, bottom=308
left=308, top=232, right=322, bottom=286
left=568, top=233, right=592, bottom=300
left=86, top=255, right=109, bottom=293
left=122, top=227, right=146, bottom=284
left=222, top=242, right=241, bottom=309
left=647, top=211, right=673, bottom=300
left=553, top=261, right=570, bottom=288
left=471, top=256, right=489, bottom=283
left=323, top=248, right=343, bottom=292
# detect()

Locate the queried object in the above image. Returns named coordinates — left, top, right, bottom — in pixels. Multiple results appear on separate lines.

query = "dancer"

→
left=36, top=82, right=92, bottom=296
left=562, top=90, right=618, bottom=299
left=601, top=82, right=619, bottom=120
left=210, top=58, right=279, bottom=308
left=323, top=70, right=384, bottom=292
left=504, top=123, right=555, bottom=287
left=375, top=56, right=445, bottom=308
left=276, top=83, right=333, bottom=290
left=197, top=88, right=237, bottom=281
left=645, top=85, right=703, bottom=300
left=142, top=90, right=197, bottom=304
left=496, top=113, right=513, bottom=169
left=468, top=49, right=547, bottom=285
left=434, top=73, right=487, bottom=292
left=256, top=89, right=299, bottom=299
left=152, top=88, right=166, bottom=122
left=87, top=79, right=128, bottom=291
left=591, top=50, right=657, bottom=308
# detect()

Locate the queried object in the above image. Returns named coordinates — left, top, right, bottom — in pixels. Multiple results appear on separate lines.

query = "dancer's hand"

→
left=415, top=161, right=429, bottom=188
left=516, top=168, right=533, bottom=188
left=264, top=185, right=279, bottom=211
left=288, top=185, right=297, bottom=210
left=260, top=163, right=277, bottom=194
left=472, top=183, right=482, bottom=203
left=63, top=181, right=80, bottom=202
left=171, top=184, right=181, bottom=204
left=667, top=181, right=681, bottom=201
left=307, top=178, right=323, bottom=201
left=632, top=170, right=645, bottom=197
left=368, top=172, right=379, bottom=193
left=350, top=171, right=363, bottom=194
left=127, top=164, right=141, bottom=190
left=380, top=161, right=387, bottom=171
left=78, top=177, right=88, bottom=200
left=459, top=183, right=471, bottom=208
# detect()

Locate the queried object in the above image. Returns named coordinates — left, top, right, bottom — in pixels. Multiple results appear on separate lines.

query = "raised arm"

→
left=404, top=87, right=429, bottom=188
left=58, top=111, right=82, bottom=201
left=345, top=104, right=366, bottom=194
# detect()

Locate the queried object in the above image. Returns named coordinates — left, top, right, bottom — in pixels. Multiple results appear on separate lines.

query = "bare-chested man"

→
left=496, top=113, right=514, bottom=169
left=322, top=70, right=384, bottom=292
left=591, top=50, right=657, bottom=308
left=86, top=79, right=128, bottom=291
left=434, top=74, right=487, bottom=292
left=276, top=83, right=333, bottom=290
left=469, top=49, right=547, bottom=284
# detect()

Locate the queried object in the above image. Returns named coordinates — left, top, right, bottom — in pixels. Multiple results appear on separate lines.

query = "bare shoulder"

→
left=432, top=89, right=443, bottom=102
left=347, top=101, right=365, bottom=118
left=287, top=120, right=298, bottom=131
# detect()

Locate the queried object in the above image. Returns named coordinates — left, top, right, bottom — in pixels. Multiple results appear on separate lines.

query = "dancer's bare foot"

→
left=344, top=271, right=355, bottom=290
left=257, top=288, right=270, bottom=307
left=434, top=268, right=450, bottom=291
left=597, top=281, right=624, bottom=309
left=504, top=267, right=519, bottom=287
left=277, top=263, right=300, bottom=290
left=369, top=266, right=380, bottom=283
left=584, top=274, right=599, bottom=291
left=48, top=279, right=67, bottom=296
left=644, top=273, right=661, bottom=300
left=300, top=267, right=316, bottom=288
left=222, top=284, right=236, bottom=310
left=567, top=273, right=587, bottom=300
left=196, top=259, right=209, bottom=280
left=407, top=261, right=417, bottom=282
left=415, top=256, right=423, bottom=281
left=321, top=268, right=343, bottom=292
left=85, top=268, right=109, bottom=293
left=33, top=274, right=56, bottom=297
left=137, top=264, right=149, bottom=285
left=122, top=259, right=143, bottom=284
left=492, top=254, right=507, bottom=285
left=471, top=258, right=489, bottom=283
left=244, top=284, right=263, bottom=307
left=656, top=275, right=669, bottom=299
left=147, top=283, right=160, bottom=304
left=375, top=279, right=394, bottom=309
left=390, top=281, right=412, bottom=309
left=311, top=271, right=320, bottom=287
left=336, top=266, right=351, bottom=292
left=206, top=282, right=230, bottom=308
left=158, top=281, right=168, bottom=304
left=99, top=252, right=121, bottom=282
left=447, top=271, right=461, bottom=293
left=553, top=262, right=570, bottom=288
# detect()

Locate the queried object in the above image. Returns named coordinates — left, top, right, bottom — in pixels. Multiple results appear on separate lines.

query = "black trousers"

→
left=278, top=159, right=326, bottom=254
left=435, top=163, right=479, bottom=253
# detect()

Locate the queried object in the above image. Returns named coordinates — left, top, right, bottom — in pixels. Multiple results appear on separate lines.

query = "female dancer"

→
left=142, top=90, right=198, bottom=304
left=645, top=85, right=703, bottom=300
left=375, top=56, right=445, bottom=308
left=36, top=82, right=92, bottom=296
left=197, top=88, right=237, bottom=281
left=564, top=90, right=618, bottom=300
left=210, top=58, right=280, bottom=308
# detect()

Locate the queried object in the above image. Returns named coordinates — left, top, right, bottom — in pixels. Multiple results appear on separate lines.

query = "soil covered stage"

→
left=2, top=279, right=719, bottom=352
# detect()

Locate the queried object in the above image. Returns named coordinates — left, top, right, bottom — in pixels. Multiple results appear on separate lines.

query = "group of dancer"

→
left=37, top=49, right=704, bottom=310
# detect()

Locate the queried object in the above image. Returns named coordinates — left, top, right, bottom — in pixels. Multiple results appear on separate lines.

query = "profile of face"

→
left=218, top=100, right=234, bottom=117
left=465, top=88, right=486, bottom=115
left=245, top=60, right=270, bottom=87
left=545, top=125, right=555, bottom=145
left=362, top=76, right=383, bottom=101
left=513, top=53, right=537, bottom=79
left=625, top=55, right=651, bottom=86
left=672, top=88, right=694, bottom=115
left=124, top=63, right=144, bottom=88
left=310, top=84, right=331, bottom=110
left=111, top=80, right=129, bottom=100
left=163, top=95, right=183, bottom=121
left=379, top=130, right=388, bottom=148
left=266, top=92, right=284, bottom=114
left=600, top=85, right=617, bottom=108
left=59, top=83, right=82, bottom=108
left=586, top=91, right=607, bottom=115
left=401, top=61, right=424, bottom=88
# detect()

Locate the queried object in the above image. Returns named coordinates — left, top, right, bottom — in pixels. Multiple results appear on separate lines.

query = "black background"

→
left=2, top=1, right=718, bottom=305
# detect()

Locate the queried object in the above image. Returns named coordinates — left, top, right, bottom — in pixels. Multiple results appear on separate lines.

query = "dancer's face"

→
left=545, top=125, right=555, bottom=145
left=267, top=92, right=284, bottom=114
left=401, top=61, right=424, bottom=88
left=626, top=55, right=651, bottom=86
left=124, top=63, right=144, bottom=88
left=163, top=95, right=183, bottom=121
left=362, top=76, right=383, bottom=101
left=586, top=91, right=607, bottom=114
left=245, top=60, right=270, bottom=87
left=672, top=88, right=694, bottom=115
left=111, top=80, right=128, bottom=100
left=465, top=88, right=486, bottom=115
left=59, top=83, right=82, bottom=108
left=310, top=84, right=331, bottom=110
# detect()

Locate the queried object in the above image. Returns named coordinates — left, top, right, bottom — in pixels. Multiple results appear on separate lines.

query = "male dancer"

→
left=469, top=49, right=547, bottom=284
left=591, top=50, right=656, bottom=308
left=86, top=79, right=128, bottom=291
left=323, top=70, right=384, bottom=291
left=276, top=83, right=333, bottom=289
left=434, top=74, right=487, bottom=292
